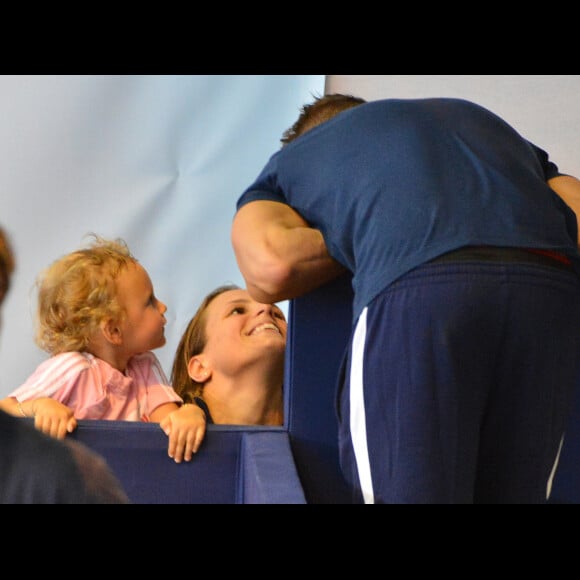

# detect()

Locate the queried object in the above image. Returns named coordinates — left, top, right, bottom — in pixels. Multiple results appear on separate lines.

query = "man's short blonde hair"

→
left=280, top=93, right=366, bottom=146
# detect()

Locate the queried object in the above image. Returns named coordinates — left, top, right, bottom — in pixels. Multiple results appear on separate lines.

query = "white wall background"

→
left=0, top=75, right=325, bottom=396
left=326, top=75, right=580, bottom=178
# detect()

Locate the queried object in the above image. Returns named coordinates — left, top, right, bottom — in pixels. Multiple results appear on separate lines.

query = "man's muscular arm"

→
left=231, top=200, right=346, bottom=303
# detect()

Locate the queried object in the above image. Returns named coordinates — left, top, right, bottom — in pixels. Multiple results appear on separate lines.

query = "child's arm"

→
left=150, top=402, right=207, bottom=463
left=0, top=396, right=77, bottom=439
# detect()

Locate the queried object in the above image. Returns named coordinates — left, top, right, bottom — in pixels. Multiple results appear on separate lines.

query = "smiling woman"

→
left=170, top=284, right=286, bottom=426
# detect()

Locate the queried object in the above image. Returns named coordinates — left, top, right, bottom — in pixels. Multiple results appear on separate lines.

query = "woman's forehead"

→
left=208, top=288, right=285, bottom=319
left=210, top=289, right=251, bottom=311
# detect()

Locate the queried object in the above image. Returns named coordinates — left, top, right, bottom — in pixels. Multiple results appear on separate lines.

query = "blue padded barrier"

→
left=241, top=431, right=306, bottom=504
left=285, top=274, right=354, bottom=503
left=71, top=420, right=306, bottom=504
left=16, top=274, right=354, bottom=504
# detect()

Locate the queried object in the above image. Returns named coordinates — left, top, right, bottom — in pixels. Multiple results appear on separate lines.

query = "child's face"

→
left=201, top=288, right=287, bottom=376
left=115, top=262, right=167, bottom=355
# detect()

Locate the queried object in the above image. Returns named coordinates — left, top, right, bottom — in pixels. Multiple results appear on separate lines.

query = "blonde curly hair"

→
left=35, top=234, right=138, bottom=355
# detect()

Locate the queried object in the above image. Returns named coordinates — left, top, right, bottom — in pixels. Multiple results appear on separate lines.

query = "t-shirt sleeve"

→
left=8, top=352, right=91, bottom=404
left=529, top=142, right=563, bottom=180
left=236, top=154, right=287, bottom=210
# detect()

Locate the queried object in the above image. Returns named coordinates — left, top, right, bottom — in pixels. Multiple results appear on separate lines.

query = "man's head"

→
left=0, top=226, right=15, bottom=307
left=281, top=93, right=367, bottom=146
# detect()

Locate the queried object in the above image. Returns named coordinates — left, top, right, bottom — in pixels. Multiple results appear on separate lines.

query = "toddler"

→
left=0, top=234, right=206, bottom=463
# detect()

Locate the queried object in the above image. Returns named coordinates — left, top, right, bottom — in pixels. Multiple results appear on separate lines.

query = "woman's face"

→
left=201, top=288, right=287, bottom=377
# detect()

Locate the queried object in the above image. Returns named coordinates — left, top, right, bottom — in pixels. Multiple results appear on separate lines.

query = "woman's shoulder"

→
left=193, top=396, right=214, bottom=424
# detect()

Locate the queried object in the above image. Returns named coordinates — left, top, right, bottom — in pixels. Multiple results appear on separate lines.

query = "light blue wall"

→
left=0, top=75, right=325, bottom=394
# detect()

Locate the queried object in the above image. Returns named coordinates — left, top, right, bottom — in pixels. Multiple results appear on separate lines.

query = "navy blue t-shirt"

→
left=237, top=97, right=579, bottom=322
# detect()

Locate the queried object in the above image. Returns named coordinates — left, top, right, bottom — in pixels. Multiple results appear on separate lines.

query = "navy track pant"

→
left=337, top=261, right=580, bottom=504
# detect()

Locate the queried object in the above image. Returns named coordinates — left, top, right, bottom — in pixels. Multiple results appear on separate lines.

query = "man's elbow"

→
left=244, top=260, right=294, bottom=304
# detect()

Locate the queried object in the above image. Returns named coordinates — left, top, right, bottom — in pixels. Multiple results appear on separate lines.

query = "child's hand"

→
left=160, top=403, right=207, bottom=463
left=30, top=397, right=77, bottom=439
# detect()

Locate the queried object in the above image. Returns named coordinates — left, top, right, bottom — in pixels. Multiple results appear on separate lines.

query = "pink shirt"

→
left=9, top=351, right=182, bottom=422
